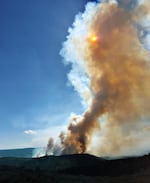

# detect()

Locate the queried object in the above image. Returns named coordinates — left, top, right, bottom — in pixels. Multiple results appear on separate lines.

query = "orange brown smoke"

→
left=48, top=0, right=150, bottom=157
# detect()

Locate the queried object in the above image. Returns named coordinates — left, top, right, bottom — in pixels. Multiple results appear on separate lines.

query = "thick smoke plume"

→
left=47, top=0, right=150, bottom=157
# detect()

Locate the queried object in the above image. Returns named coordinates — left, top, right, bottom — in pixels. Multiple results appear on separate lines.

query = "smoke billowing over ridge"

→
left=47, top=0, right=150, bottom=157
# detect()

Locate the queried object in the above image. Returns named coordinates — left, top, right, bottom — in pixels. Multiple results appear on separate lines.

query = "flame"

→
left=90, top=35, right=98, bottom=42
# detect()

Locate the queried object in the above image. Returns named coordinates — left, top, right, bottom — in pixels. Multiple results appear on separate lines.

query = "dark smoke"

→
left=46, top=0, right=150, bottom=157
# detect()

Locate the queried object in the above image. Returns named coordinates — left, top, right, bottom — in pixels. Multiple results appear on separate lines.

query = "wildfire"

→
left=89, top=35, right=98, bottom=42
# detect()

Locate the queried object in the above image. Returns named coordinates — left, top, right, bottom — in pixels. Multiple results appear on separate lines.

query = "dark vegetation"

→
left=1, top=153, right=150, bottom=182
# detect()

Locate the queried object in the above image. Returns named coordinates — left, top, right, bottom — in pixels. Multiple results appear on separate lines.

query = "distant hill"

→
left=0, top=148, right=34, bottom=158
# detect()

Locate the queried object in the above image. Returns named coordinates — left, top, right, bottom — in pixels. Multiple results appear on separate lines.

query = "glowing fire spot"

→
left=90, top=35, right=98, bottom=42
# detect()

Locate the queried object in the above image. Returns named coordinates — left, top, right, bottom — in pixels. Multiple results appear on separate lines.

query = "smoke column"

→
left=47, top=0, right=150, bottom=157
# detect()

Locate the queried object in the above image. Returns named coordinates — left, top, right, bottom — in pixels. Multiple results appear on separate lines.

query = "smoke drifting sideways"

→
left=46, top=0, right=150, bottom=158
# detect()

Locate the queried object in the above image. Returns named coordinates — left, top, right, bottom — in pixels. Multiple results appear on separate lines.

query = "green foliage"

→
left=0, top=154, right=150, bottom=182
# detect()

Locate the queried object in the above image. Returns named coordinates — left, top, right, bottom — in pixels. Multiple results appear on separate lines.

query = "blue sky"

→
left=0, top=0, right=96, bottom=149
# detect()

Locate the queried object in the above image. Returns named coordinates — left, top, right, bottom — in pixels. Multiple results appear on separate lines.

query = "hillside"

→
left=0, top=148, right=34, bottom=158
left=1, top=153, right=150, bottom=182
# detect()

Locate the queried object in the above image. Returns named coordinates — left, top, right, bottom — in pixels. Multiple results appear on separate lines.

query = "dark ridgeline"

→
left=0, top=153, right=150, bottom=176
left=0, top=153, right=150, bottom=182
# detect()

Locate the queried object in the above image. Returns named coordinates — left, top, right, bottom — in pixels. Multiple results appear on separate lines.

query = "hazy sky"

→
left=0, top=0, right=96, bottom=149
